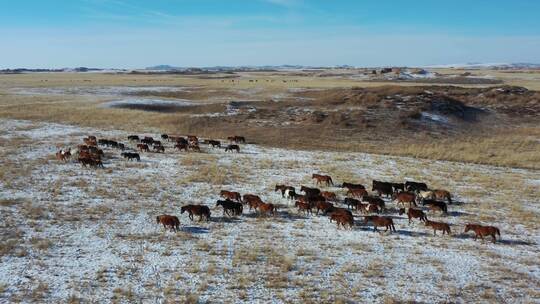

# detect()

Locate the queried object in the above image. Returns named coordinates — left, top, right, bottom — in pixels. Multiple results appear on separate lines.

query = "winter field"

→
left=0, top=117, right=539, bottom=303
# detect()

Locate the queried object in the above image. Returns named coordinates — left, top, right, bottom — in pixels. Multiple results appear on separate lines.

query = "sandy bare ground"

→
left=0, top=118, right=538, bottom=303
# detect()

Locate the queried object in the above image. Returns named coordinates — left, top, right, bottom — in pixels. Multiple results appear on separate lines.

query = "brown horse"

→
left=300, top=186, right=321, bottom=197
left=464, top=224, right=500, bottom=243
left=220, top=190, right=242, bottom=202
left=56, top=148, right=71, bottom=162
left=228, top=136, right=246, bottom=143
left=314, top=201, right=334, bottom=215
left=156, top=215, right=180, bottom=232
left=425, top=220, right=451, bottom=235
left=329, top=212, right=354, bottom=229
left=364, top=216, right=396, bottom=233
left=433, top=189, right=452, bottom=204
left=321, top=191, right=337, bottom=202
left=347, top=188, right=367, bottom=198
left=137, top=143, right=150, bottom=152
left=393, top=192, right=417, bottom=207
left=295, top=201, right=312, bottom=215
left=422, top=199, right=448, bottom=214
left=312, top=174, right=333, bottom=186
left=341, top=182, right=365, bottom=190
left=175, top=142, right=188, bottom=151
left=242, top=194, right=263, bottom=211
left=257, top=202, right=276, bottom=216
left=399, top=208, right=428, bottom=224
left=181, top=205, right=211, bottom=222
left=188, top=144, right=201, bottom=152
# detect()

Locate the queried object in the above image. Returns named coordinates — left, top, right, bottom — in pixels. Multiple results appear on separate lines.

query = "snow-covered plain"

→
left=0, top=119, right=538, bottom=303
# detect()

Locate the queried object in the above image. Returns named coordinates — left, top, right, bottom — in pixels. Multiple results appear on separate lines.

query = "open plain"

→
left=1, top=69, right=539, bottom=303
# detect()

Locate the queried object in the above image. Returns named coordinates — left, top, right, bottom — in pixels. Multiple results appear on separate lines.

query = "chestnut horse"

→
left=425, top=220, right=451, bottom=235
left=257, top=202, right=276, bottom=216
left=295, top=201, right=312, bottom=215
left=156, top=215, right=180, bottom=232
left=347, top=188, right=367, bottom=198
left=220, top=190, right=242, bottom=203
left=464, top=224, right=500, bottom=243
left=181, top=205, right=211, bottom=222
left=399, top=208, right=427, bottom=224
left=329, top=212, right=354, bottom=230
left=393, top=192, right=417, bottom=207
left=364, top=216, right=396, bottom=233
left=321, top=191, right=337, bottom=202
left=312, top=174, right=333, bottom=186
left=242, top=194, right=263, bottom=211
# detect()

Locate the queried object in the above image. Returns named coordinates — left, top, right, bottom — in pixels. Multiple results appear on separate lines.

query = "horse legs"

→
left=433, top=229, right=437, bottom=236
left=491, top=233, right=497, bottom=243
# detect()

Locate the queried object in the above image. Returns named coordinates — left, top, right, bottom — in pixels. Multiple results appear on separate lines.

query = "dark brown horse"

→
left=422, top=199, right=448, bottom=214
left=314, top=201, right=334, bottom=215
left=312, top=174, right=333, bottom=186
left=321, top=191, right=337, bottom=202
left=399, top=208, right=427, bottom=224
left=425, top=220, right=451, bottom=235
left=341, top=182, right=365, bottom=190
left=175, top=142, right=188, bottom=151
left=464, top=224, right=500, bottom=243
left=364, top=216, right=396, bottom=232
left=300, top=186, right=321, bottom=197
left=137, top=143, right=149, bottom=152
left=225, top=144, right=240, bottom=152
left=156, top=215, right=180, bottom=232
left=181, top=205, right=211, bottom=222
left=372, top=180, right=393, bottom=197
left=216, top=199, right=243, bottom=217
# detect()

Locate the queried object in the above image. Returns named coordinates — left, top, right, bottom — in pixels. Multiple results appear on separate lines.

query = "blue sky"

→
left=1, top=0, right=539, bottom=68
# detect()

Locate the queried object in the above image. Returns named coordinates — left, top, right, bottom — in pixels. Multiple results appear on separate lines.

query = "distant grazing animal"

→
left=433, top=189, right=452, bottom=204
left=341, top=182, right=365, bottom=190
left=181, top=205, right=211, bottom=222
left=312, top=174, right=333, bottom=186
left=141, top=137, right=154, bottom=145
left=425, top=220, right=451, bottom=235
left=284, top=189, right=296, bottom=201
left=121, top=152, right=140, bottom=161
left=399, top=208, right=428, bottom=224
left=361, top=195, right=385, bottom=210
left=314, top=201, right=334, bottom=215
left=257, top=202, right=276, bottom=216
left=405, top=181, right=428, bottom=193
left=242, top=194, right=263, bottom=211
left=187, top=135, right=199, bottom=145
left=393, top=192, right=417, bottom=207
left=295, top=201, right=312, bottom=215
left=137, top=143, right=149, bottom=152
left=188, top=144, right=201, bottom=152
left=216, top=199, right=243, bottom=217
left=321, top=191, right=337, bottom=202
left=161, top=134, right=169, bottom=140
left=464, top=224, right=500, bottom=243
left=225, top=144, right=240, bottom=153
left=208, top=140, right=221, bottom=148
left=329, top=212, right=354, bottom=229
left=156, top=215, right=180, bottom=232
left=347, top=188, right=367, bottom=198
left=275, top=185, right=295, bottom=198
left=300, top=186, right=321, bottom=197
left=128, top=135, right=140, bottom=141
left=364, top=216, right=396, bottom=233
left=422, top=199, right=448, bottom=214
left=56, top=148, right=71, bottom=162
left=153, top=145, right=165, bottom=153
left=228, top=136, right=246, bottom=143
left=372, top=180, right=393, bottom=197
left=175, top=142, right=188, bottom=151
left=220, top=190, right=242, bottom=202
left=344, top=198, right=361, bottom=210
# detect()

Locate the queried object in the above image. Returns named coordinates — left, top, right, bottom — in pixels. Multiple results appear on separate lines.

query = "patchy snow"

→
left=0, top=118, right=538, bottom=303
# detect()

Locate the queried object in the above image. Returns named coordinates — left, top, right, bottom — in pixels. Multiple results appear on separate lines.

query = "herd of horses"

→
left=57, top=133, right=502, bottom=243
left=55, top=133, right=245, bottom=168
